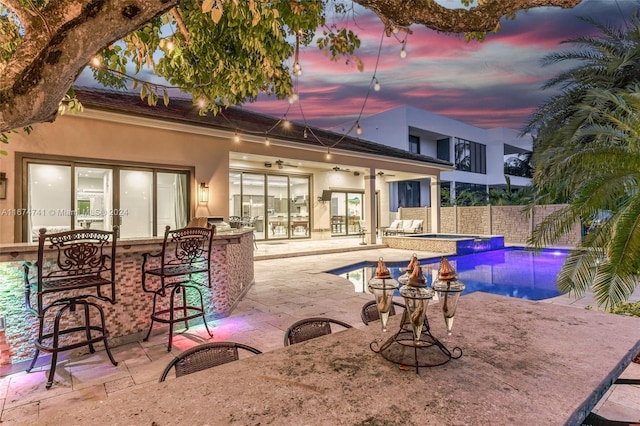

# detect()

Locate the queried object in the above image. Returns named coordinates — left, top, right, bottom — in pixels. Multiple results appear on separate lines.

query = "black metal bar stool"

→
left=23, top=227, right=119, bottom=389
left=141, top=225, right=215, bottom=351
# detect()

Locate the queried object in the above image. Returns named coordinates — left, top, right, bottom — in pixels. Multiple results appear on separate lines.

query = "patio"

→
left=0, top=238, right=638, bottom=424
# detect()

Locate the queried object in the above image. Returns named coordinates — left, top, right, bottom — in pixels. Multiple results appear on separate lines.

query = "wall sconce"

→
left=0, top=173, right=6, bottom=200
left=199, top=182, right=209, bottom=204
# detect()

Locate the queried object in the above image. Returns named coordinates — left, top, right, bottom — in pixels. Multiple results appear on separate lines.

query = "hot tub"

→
left=382, top=233, right=504, bottom=255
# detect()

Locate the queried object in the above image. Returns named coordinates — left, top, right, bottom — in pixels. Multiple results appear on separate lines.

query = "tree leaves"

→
left=526, top=13, right=640, bottom=307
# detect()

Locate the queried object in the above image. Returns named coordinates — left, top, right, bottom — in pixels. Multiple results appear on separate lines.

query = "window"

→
left=398, top=181, right=420, bottom=207
left=437, top=138, right=450, bottom=162
left=24, top=158, right=189, bottom=241
left=454, top=138, right=486, bottom=174
left=409, top=135, right=420, bottom=154
left=454, top=182, right=488, bottom=206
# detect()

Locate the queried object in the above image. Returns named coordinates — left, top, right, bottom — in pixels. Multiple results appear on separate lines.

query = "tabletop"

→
left=40, top=292, right=640, bottom=425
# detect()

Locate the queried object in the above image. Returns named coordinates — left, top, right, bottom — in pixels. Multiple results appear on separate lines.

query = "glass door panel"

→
left=156, top=172, right=187, bottom=234
left=347, top=192, right=364, bottom=234
left=27, top=164, right=71, bottom=241
left=267, top=175, right=289, bottom=238
left=289, top=176, right=309, bottom=239
left=242, top=173, right=265, bottom=240
left=331, top=192, right=346, bottom=236
left=75, top=167, right=112, bottom=231
left=120, top=170, right=153, bottom=238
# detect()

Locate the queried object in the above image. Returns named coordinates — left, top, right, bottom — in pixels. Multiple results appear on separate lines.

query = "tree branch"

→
left=170, top=7, right=190, bottom=46
left=352, top=0, right=582, bottom=33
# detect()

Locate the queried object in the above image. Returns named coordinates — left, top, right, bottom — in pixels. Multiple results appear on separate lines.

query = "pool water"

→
left=327, top=247, right=569, bottom=300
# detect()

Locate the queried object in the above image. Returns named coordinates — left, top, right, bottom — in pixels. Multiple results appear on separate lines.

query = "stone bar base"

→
left=0, top=230, right=254, bottom=365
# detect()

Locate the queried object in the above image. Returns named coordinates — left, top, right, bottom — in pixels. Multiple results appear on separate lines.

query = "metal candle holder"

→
left=370, top=256, right=463, bottom=373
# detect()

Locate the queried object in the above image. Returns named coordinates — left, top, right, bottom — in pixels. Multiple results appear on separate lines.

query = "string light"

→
left=356, top=122, right=363, bottom=136
left=90, top=56, right=102, bottom=68
left=264, top=135, right=270, bottom=146
left=400, top=41, right=407, bottom=59
left=326, top=147, right=331, bottom=159
left=233, top=131, right=240, bottom=143
left=303, top=127, right=308, bottom=138
left=197, top=98, right=207, bottom=108
left=373, top=78, right=380, bottom=91
left=293, top=61, right=303, bottom=76
left=166, top=40, right=175, bottom=52
left=282, top=117, right=291, bottom=129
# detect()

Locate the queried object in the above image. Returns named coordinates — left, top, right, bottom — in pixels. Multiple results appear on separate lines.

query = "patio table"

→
left=39, top=292, right=640, bottom=425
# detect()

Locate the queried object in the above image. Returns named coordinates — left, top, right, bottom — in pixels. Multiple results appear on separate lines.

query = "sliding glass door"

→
left=229, top=170, right=310, bottom=241
left=330, top=191, right=364, bottom=236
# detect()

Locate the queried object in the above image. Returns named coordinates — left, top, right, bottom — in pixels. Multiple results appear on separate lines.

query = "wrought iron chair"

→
left=159, top=341, right=262, bottom=382
left=23, top=227, right=119, bottom=388
left=141, top=225, right=215, bottom=351
left=360, top=300, right=406, bottom=325
left=283, top=317, right=352, bottom=346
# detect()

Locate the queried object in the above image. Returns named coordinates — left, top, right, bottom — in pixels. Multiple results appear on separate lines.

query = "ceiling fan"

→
left=275, top=159, right=298, bottom=169
left=332, top=166, right=351, bottom=173
left=377, top=171, right=396, bottom=177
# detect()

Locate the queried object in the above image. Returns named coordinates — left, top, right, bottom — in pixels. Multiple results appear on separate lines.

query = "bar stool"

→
left=23, top=227, right=119, bottom=389
left=141, top=225, right=215, bottom=351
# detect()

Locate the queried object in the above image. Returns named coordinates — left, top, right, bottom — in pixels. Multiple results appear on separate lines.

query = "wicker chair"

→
left=360, top=300, right=406, bottom=325
left=284, top=317, right=352, bottom=346
left=159, top=342, right=262, bottom=382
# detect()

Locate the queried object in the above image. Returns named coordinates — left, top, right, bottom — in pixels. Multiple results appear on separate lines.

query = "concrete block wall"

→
left=399, top=204, right=581, bottom=246
left=457, top=206, right=491, bottom=235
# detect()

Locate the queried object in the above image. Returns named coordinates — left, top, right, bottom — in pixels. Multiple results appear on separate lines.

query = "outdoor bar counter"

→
left=38, top=293, right=640, bottom=425
left=0, top=229, right=255, bottom=365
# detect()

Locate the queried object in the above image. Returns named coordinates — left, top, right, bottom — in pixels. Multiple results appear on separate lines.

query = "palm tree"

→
left=526, top=13, right=640, bottom=307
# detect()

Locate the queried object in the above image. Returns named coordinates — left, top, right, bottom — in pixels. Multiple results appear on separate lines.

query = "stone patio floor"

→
left=0, top=238, right=638, bottom=424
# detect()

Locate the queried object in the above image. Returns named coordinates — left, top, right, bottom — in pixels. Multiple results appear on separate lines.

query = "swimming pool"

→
left=327, top=247, right=569, bottom=300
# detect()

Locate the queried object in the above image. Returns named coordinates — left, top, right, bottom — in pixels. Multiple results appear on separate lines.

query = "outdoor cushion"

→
left=410, top=220, right=423, bottom=232
left=388, top=220, right=402, bottom=230
left=401, top=220, right=414, bottom=232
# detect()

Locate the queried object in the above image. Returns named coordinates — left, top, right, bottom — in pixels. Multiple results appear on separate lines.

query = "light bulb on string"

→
left=197, top=98, right=207, bottom=108
left=356, top=122, right=363, bottom=136
left=265, top=135, right=270, bottom=146
left=282, top=117, right=291, bottom=129
left=90, top=56, right=102, bottom=68
left=233, top=131, right=240, bottom=143
left=326, top=147, right=331, bottom=159
left=303, top=128, right=308, bottom=138
left=373, top=78, right=380, bottom=92
left=166, top=40, right=175, bottom=52
left=400, top=42, right=407, bottom=59
left=289, top=93, right=299, bottom=104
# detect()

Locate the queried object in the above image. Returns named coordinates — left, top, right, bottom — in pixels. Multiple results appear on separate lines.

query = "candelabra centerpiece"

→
left=370, top=254, right=463, bottom=372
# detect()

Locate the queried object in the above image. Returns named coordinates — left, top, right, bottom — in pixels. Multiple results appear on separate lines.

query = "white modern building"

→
left=351, top=105, right=533, bottom=209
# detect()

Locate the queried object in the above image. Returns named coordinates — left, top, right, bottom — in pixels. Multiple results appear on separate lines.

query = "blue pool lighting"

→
left=327, top=247, right=569, bottom=301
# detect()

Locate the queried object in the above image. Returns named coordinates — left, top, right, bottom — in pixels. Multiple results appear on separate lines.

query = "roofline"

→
left=76, top=107, right=454, bottom=172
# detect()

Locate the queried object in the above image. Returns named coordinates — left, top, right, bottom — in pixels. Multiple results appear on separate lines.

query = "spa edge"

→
left=0, top=229, right=254, bottom=366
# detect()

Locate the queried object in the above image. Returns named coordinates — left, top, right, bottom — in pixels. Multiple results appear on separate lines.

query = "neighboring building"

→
left=0, top=89, right=453, bottom=245
left=351, top=105, right=533, bottom=209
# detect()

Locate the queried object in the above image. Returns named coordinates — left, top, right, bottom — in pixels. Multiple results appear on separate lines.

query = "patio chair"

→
left=284, top=317, right=352, bottom=346
left=23, top=227, right=119, bottom=388
left=159, top=341, right=262, bottom=382
left=360, top=300, right=406, bottom=325
left=141, top=225, right=215, bottom=351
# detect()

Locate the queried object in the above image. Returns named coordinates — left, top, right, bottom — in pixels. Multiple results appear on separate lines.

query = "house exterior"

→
left=0, top=89, right=453, bottom=245
left=351, top=105, right=533, bottom=209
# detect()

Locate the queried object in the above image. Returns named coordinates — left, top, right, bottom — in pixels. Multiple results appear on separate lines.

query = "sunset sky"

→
left=240, top=0, right=637, bottom=133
